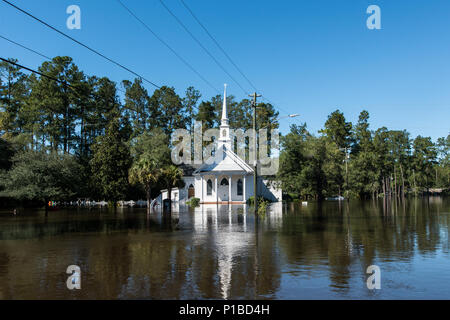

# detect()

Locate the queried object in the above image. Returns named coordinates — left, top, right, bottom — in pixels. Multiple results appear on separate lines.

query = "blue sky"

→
left=1, top=0, right=449, bottom=141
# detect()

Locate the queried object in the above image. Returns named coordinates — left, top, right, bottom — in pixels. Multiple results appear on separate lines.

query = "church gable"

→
left=194, top=146, right=253, bottom=174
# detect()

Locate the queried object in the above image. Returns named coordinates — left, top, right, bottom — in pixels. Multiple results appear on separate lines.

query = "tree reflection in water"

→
left=0, top=197, right=449, bottom=299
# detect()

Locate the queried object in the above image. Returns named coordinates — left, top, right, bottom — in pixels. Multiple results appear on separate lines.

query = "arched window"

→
left=237, top=179, right=243, bottom=196
left=207, top=179, right=213, bottom=195
left=220, top=178, right=229, bottom=186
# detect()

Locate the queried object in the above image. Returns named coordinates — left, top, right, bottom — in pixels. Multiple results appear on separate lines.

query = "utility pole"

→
left=345, top=147, right=349, bottom=200
left=250, top=92, right=261, bottom=214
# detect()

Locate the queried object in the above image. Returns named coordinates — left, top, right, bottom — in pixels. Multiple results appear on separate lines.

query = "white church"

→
left=160, top=86, right=282, bottom=206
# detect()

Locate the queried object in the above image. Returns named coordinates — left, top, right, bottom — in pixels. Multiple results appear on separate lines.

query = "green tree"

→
left=303, top=136, right=329, bottom=200
left=129, top=158, right=160, bottom=213
left=278, top=124, right=335, bottom=200
left=195, top=101, right=216, bottom=130
left=122, top=78, right=150, bottom=137
left=90, top=110, right=131, bottom=204
left=0, top=58, right=30, bottom=144
left=0, top=150, right=82, bottom=206
left=278, top=124, right=309, bottom=198
left=76, top=76, right=115, bottom=159
left=29, top=56, right=86, bottom=153
left=412, top=136, right=438, bottom=193
left=321, top=109, right=353, bottom=149
left=148, top=86, right=188, bottom=134
left=436, top=134, right=450, bottom=187
left=129, top=129, right=171, bottom=211
left=349, top=111, right=377, bottom=198
left=321, top=110, right=353, bottom=195
left=0, top=59, right=26, bottom=131
left=160, top=165, right=184, bottom=213
left=373, top=127, right=393, bottom=196
left=387, top=130, right=411, bottom=197
left=183, top=86, right=201, bottom=134
left=0, top=137, right=14, bottom=171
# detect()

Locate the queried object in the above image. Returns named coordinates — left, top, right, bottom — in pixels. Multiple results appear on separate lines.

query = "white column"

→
left=229, top=175, right=232, bottom=203
left=201, top=176, right=204, bottom=203
left=243, top=175, right=246, bottom=202
left=215, top=176, right=218, bottom=203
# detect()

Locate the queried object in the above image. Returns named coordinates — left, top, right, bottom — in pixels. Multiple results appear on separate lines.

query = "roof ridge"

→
left=193, top=146, right=254, bottom=174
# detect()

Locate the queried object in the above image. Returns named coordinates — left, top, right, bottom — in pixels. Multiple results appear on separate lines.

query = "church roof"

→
left=193, top=145, right=254, bottom=175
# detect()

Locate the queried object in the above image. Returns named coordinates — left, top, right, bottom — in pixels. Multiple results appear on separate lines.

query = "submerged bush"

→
left=246, top=196, right=271, bottom=206
left=247, top=196, right=271, bottom=216
left=186, top=197, right=200, bottom=207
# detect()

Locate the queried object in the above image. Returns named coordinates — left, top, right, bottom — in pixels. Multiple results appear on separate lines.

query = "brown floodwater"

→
left=0, top=198, right=449, bottom=299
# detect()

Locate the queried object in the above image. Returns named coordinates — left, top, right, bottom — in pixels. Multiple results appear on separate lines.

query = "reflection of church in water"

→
left=161, top=85, right=281, bottom=205
left=187, top=203, right=283, bottom=299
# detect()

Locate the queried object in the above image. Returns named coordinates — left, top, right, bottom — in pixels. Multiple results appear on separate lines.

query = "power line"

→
left=0, top=56, right=93, bottom=105
left=159, top=1, right=292, bottom=117
left=179, top=0, right=258, bottom=93
left=116, top=0, right=219, bottom=94
left=178, top=0, right=291, bottom=116
left=159, top=0, right=249, bottom=96
left=1, top=0, right=160, bottom=89
left=0, top=57, right=75, bottom=89
left=0, top=34, right=52, bottom=60
left=1, top=57, right=131, bottom=112
left=1, top=57, right=134, bottom=138
left=0, top=34, right=129, bottom=96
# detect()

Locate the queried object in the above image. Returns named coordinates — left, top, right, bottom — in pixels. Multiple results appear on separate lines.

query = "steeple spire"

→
left=218, top=84, right=231, bottom=150
left=221, top=84, right=228, bottom=125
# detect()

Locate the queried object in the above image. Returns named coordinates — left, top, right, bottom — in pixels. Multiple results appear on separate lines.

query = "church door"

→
left=219, top=178, right=229, bottom=201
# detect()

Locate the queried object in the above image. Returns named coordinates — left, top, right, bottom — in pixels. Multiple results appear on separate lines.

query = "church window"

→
left=237, top=179, right=243, bottom=196
left=207, top=179, right=212, bottom=195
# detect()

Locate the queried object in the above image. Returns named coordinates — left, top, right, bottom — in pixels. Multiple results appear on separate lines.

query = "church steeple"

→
left=218, top=84, right=231, bottom=150
left=221, top=84, right=229, bottom=125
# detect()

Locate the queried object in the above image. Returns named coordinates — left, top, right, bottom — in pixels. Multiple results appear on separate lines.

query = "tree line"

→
left=0, top=56, right=448, bottom=208
left=278, top=110, right=449, bottom=200
left=0, top=56, right=278, bottom=209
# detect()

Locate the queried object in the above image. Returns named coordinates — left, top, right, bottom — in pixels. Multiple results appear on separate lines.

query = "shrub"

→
left=247, top=196, right=271, bottom=216
left=246, top=196, right=271, bottom=206
left=257, top=200, right=269, bottom=216
left=186, top=197, right=200, bottom=207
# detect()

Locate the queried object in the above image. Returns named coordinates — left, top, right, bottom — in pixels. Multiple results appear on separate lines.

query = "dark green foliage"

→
left=90, top=111, right=131, bottom=203
left=411, top=135, right=438, bottom=191
left=247, top=195, right=272, bottom=206
left=186, top=197, right=200, bottom=207
left=148, top=86, right=188, bottom=134
left=195, top=101, right=216, bottom=130
left=129, top=129, right=172, bottom=209
left=0, top=150, right=82, bottom=202
left=321, top=109, right=353, bottom=149
left=122, top=78, right=150, bottom=138
left=279, top=110, right=447, bottom=200
left=1, top=55, right=448, bottom=207
left=0, top=137, right=14, bottom=171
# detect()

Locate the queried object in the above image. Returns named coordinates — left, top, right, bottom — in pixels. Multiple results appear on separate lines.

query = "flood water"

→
left=0, top=198, right=449, bottom=300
